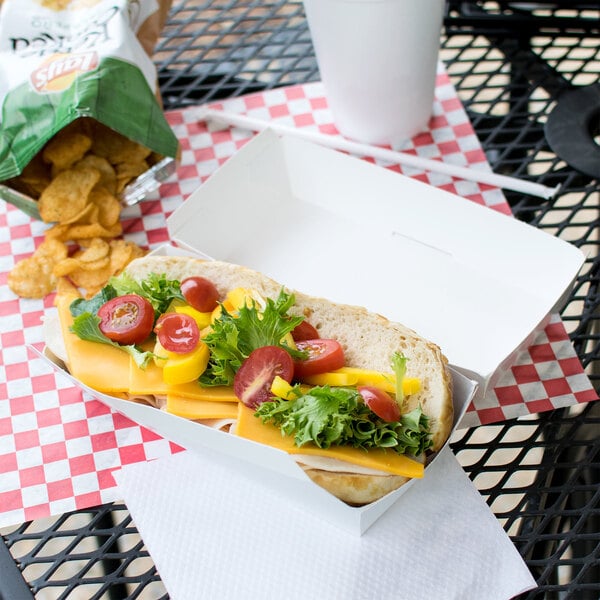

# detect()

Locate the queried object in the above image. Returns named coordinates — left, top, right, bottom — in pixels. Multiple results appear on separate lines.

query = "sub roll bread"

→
left=48, top=255, right=454, bottom=505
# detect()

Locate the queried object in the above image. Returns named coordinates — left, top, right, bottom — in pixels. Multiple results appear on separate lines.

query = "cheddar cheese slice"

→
left=167, top=381, right=239, bottom=402
left=235, top=404, right=424, bottom=479
left=167, top=395, right=239, bottom=420
left=129, top=360, right=170, bottom=395
left=56, top=294, right=130, bottom=393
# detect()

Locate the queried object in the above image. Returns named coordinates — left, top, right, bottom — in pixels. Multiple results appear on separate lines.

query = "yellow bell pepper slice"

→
left=400, top=377, right=421, bottom=395
left=210, top=300, right=235, bottom=323
left=301, top=371, right=359, bottom=387
left=152, top=338, right=169, bottom=368
left=302, top=367, right=421, bottom=396
left=336, top=367, right=396, bottom=392
left=281, top=332, right=297, bottom=350
left=270, top=375, right=296, bottom=400
left=226, top=287, right=265, bottom=310
left=154, top=339, right=211, bottom=385
left=175, top=305, right=213, bottom=329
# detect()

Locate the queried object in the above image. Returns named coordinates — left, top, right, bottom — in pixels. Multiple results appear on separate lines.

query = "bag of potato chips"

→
left=3, top=0, right=179, bottom=301
left=0, top=0, right=178, bottom=219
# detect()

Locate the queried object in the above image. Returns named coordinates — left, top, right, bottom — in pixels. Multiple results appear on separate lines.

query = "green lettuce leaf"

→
left=391, top=351, right=408, bottom=409
left=108, top=271, right=184, bottom=315
left=200, top=289, right=307, bottom=386
left=70, top=312, right=154, bottom=369
left=69, top=285, right=118, bottom=317
left=255, top=385, right=433, bottom=456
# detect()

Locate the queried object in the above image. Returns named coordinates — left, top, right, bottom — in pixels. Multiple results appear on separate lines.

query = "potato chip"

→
left=44, top=223, right=71, bottom=241
left=107, top=238, right=134, bottom=271
left=115, top=160, right=148, bottom=193
left=36, top=238, right=69, bottom=262
left=90, top=122, right=152, bottom=165
left=112, top=240, right=146, bottom=274
left=79, top=256, right=111, bottom=271
left=115, top=160, right=148, bottom=180
left=7, top=154, right=52, bottom=198
left=8, top=256, right=54, bottom=298
left=57, top=255, right=111, bottom=276
left=43, top=130, right=92, bottom=172
left=53, top=240, right=110, bottom=277
left=38, top=166, right=100, bottom=223
left=60, top=201, right=96, bottom=225
left=66, top=221, right=122, bottom=241
left=68, top=260, right=114, bottom=296
left=7, top=239, right=67, bottom=298
left=88, top=186, right=121, bottom=227
left=130, top=244, right=146, bottom=260
left=74, top=203, right=101, bottom=227
left=74, top=155, right=117, bottom=194
left=77, top=237, right=110, bottom=262
left=53, top=257, right=82, bottom=277
left=80, top=240, right=145, bottom=295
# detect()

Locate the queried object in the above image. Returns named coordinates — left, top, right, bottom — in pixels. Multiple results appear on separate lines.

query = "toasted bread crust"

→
left=302, top=469, right=414, bottom=506
left=124, top=255, right=454, bottom=503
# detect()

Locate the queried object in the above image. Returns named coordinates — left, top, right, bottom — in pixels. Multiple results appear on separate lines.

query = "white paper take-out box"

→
left=43, top=344, right=475, bottom=535
left=42, top=128, right=584, bottom=534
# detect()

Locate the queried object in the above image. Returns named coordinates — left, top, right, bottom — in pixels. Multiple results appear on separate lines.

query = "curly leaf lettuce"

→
left=108, top=271, right=184, bottom=315
left=200, top=289, right=307, bottom=386
left=255, top=385, right=433, bottom=457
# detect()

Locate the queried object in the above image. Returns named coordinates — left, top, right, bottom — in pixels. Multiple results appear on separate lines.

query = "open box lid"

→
left=167, top=129, right=585, bottom=391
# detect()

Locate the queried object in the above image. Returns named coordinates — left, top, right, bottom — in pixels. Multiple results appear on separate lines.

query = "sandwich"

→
left=46, top=255, right=454, bottom=505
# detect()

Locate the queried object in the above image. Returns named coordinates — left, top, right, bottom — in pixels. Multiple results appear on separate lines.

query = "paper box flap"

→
left=167, top=129, right=584, bottom=387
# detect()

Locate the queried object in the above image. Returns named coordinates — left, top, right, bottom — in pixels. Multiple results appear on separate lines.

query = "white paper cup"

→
left=303, top=0, right=445, bottom=145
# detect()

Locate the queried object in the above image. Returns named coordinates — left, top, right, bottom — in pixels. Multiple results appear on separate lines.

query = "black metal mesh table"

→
left=1, top=2, right=599, bottom=598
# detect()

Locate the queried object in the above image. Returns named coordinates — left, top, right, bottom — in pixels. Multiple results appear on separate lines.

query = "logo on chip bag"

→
left=31, top=52, right=99, bottom=93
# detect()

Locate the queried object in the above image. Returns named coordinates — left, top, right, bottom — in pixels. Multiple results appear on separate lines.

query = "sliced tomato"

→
left=358, top=385, right=400, bottom=422
left=154, top=312, right=200, bottom=354
left=98, top=294, right=154, bottom=346
left=291, top=319, right=320, bottom=342
left=293, top=339, right=345, bottom=379
left=234, top=346, right=294, bottom=409
left=180, top=276, right=220, bottom=312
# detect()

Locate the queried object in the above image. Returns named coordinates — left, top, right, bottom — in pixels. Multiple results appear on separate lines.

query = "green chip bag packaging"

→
left=0, top=0, right=179, bottom=218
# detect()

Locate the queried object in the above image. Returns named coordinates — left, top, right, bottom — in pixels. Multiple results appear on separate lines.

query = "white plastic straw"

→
left=200, top=107, right=559, bottom=200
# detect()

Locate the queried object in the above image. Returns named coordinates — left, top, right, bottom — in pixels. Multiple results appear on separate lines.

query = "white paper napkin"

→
left=114, top=446, right=536, bottom=600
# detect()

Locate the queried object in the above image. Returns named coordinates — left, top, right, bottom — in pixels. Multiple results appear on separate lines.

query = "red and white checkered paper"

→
left=0, top=74, right=596, bottom=528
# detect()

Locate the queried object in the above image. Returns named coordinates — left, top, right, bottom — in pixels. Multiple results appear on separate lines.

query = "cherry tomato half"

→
left=234, top=346, right=294, bottom=409
left=98, top=294, right=154, bottom=346
left=358, top=385, right=400, bottom=423
left=180, top=276, right=220, bottom=313
left=291, top=320, right=320, bottom=342
left=154, top=312, right=200, bottom=354
left=293, top=339, right=345, bottom=379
